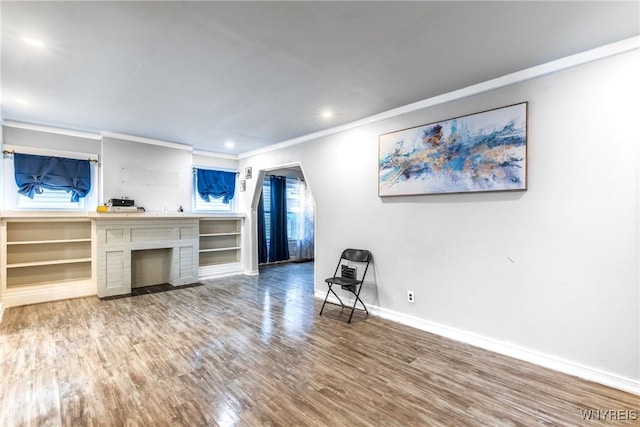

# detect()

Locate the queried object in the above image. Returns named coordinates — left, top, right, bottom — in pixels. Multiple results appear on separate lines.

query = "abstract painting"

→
left=379, top=102, right=527, bottom=196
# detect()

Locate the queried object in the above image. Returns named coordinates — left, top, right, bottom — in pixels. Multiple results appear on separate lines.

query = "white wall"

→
left=193, top=153, right=238, bottom=172
left=238, top=49, right=639, bottom=385
left=2, top=127, right=101, bottom=154
left=101, top=137, right=193, bottom=212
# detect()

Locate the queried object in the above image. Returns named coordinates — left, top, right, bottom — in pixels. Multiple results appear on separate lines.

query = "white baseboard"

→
left=316, top=292, right=639, bottom=395
left=3, top=280, right=96, bottom=308
left=244, top=269, right=260, bottom=276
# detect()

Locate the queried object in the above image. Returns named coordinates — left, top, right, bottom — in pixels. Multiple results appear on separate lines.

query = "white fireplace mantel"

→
left=95, top=217, right=200, bottom=297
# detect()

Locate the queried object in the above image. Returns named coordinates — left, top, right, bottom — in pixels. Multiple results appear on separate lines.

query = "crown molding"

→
left=2, top=120, right=102, bottom=140
left=193, top=149, right=238, bottom=160
left=101, top=131, right=193, bottom=151
left=239, top=35, right=640, bottom=159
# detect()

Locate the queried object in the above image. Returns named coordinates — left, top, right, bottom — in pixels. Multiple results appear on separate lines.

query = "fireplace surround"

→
left=95, top=217, right=199, bottom=298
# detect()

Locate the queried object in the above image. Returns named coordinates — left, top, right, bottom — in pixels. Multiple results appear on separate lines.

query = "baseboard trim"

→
left=315, top=292, right=639, bottom=395
left=3, top=280, right=96, bottom=308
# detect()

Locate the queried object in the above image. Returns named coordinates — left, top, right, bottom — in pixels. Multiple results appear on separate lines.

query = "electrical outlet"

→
left=407, top=290, right=415, bottom=304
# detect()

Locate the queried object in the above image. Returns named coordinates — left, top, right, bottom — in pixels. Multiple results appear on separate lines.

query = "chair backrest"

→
left=332, top=249, right=372, bottom=281
left=341, top=248, right=371, bottom=263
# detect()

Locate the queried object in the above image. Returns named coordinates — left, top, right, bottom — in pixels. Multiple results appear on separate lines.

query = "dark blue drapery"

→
left=14, top=153, right=91, bottom=202
left=257, top=191, right=268, bottom=264
left=196, top=169, right=236, bottom=203
left=268, top=175, right=289, bottom=263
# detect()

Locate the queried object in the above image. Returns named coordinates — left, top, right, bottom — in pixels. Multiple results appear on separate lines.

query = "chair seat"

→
left=325, top=277, right=360, bottom=288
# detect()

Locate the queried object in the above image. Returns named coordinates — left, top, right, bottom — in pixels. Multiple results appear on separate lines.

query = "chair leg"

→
left=347, top=297, right=364, bottom=323
left=319, top=287, right=331, bottom=316
left=319, top=284, right=345, bottom=316
left=347, top=301, right=357, bottom=323
left=356, top=296, right=368, bottom=314
left=347, top=289, right=368, bottom=323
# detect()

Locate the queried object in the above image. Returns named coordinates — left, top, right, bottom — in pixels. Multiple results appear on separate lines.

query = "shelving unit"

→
left=198, top=217, right=243, bottom=279
left=1, top=219, right=95, bottom=307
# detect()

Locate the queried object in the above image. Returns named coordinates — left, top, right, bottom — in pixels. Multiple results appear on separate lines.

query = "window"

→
left=17, top=188, right=89, bottom=210
left=194, top=192, right=233, bottom=212
left=193, top=167, right=235, bottom=212
left=286, top=179, right=301, bottom=241
left=2, top=146, right=98, bottom=211
left=262, top=177, right=302, bottom=246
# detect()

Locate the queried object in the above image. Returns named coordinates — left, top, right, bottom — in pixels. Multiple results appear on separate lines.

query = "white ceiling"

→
left=2, top=1, right=639, bottom=155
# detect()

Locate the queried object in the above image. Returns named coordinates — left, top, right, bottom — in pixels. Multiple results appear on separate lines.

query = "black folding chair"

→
left=319, top=248, right=372, bottom=323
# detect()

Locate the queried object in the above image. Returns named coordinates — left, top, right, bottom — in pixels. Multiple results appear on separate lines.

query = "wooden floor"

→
left=1, top=262, right=638, bottom=426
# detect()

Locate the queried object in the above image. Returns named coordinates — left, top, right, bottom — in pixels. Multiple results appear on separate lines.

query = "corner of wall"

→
left=0, top=301, right=4, bottom=324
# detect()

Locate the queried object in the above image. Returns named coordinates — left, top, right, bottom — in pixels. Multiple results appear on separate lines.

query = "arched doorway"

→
left=254, top=164, right=314, bottom=267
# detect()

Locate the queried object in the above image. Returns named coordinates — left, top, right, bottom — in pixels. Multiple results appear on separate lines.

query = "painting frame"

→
left=378, top=102, right=528, bottom=197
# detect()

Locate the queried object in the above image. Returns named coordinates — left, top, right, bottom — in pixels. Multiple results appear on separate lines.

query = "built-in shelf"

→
left=198, top=218, right=243, bottom=279
left=7, top=238, right=92, bottom=245
left=2, top=219, right=93, bottom=291
left=199, top=247, right=241, bottom=253
left=199, top=232, right=241, bottom=237
left=7, top=258, right=92, bottom=268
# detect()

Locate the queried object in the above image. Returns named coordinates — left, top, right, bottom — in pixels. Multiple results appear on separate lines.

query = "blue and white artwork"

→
left=379, top=103, right=527, bottom=196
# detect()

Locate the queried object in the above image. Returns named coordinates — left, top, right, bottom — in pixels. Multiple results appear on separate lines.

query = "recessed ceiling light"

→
left=23, top=37, right=45, bottom=48
left=225, top=141, right=234, bottom=149
left=16, top=98, right=30, bottom=105
left=322, top=110, right=334, bottom=119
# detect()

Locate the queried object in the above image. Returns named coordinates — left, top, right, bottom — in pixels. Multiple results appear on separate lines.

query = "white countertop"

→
left=0, top=210, right=246, bottom=219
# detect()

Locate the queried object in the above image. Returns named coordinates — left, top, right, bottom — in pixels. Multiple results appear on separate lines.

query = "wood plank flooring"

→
left=1, top=262, right=638, bottom=426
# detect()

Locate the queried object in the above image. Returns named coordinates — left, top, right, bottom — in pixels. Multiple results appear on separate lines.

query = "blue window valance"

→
left=196, top=168, right=236, bottom=204
left=14, top=153, right=91, bottom=202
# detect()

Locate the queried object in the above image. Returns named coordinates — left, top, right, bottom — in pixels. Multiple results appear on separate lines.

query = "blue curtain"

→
left=196, top=169, right=236, bottom=203
left=14, top=153, right=91, bottom=202
left=257, top=191, right=268, bottom=264
left=269, top=176, right=289, bottom=262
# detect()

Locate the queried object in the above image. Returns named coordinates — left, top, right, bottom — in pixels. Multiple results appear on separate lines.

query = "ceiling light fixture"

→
left=225, top=141, right=235, bottom=149
left=322, top=110, right=334, bottom=119
left=23, top=37, right=45, bottom=48
left=16, top=98, right=30, bottom=105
